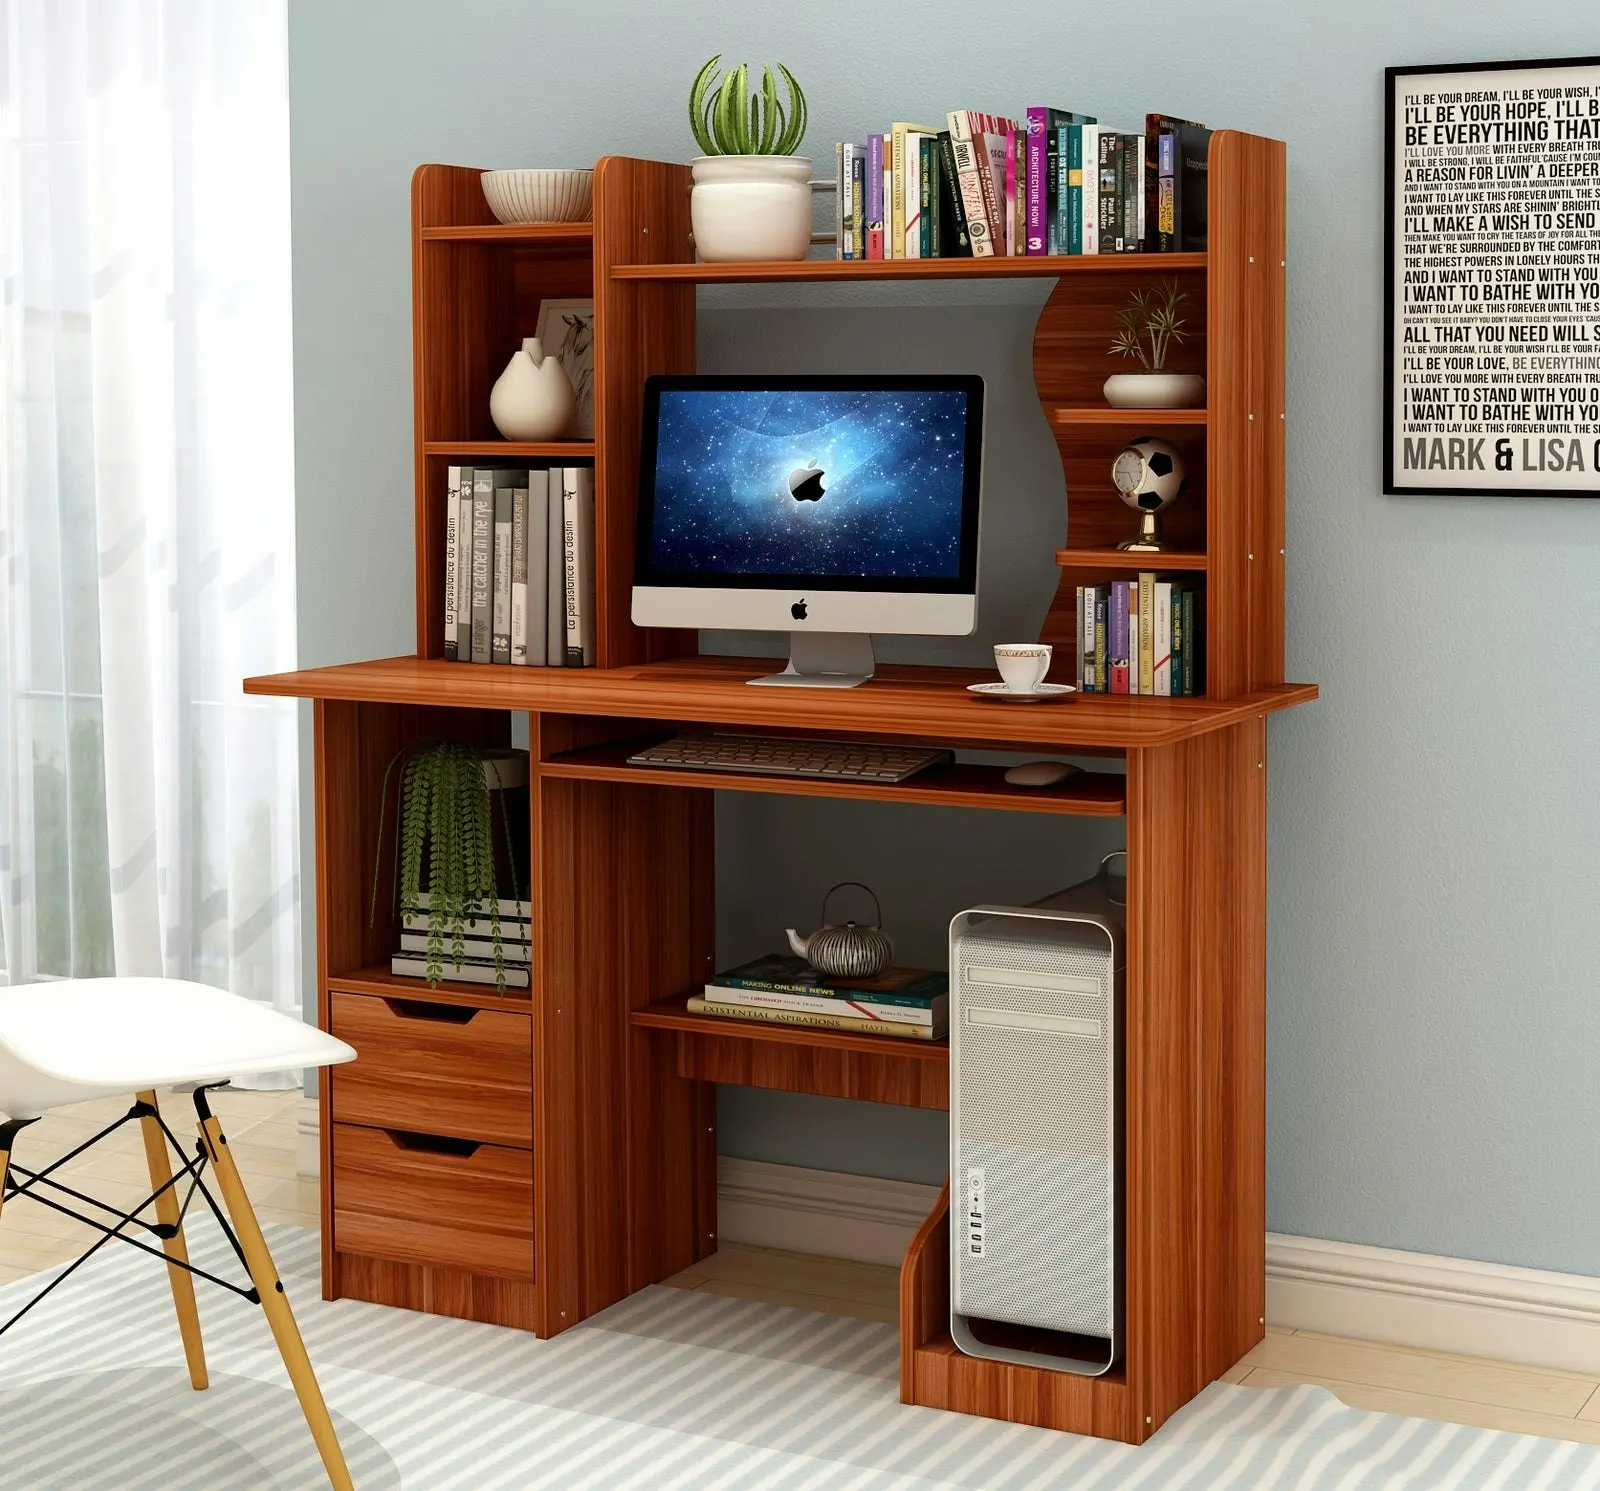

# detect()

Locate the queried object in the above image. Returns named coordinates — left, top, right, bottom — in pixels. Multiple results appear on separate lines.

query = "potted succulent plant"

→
left=1103, top=281, right=1206, bottom=409
left=688, top=55, right=811, bottom=263
left=370, top=740, right=525, bottom=990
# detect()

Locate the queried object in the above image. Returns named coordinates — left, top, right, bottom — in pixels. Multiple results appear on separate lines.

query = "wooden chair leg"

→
left=0, top=1117, right=33, bottom=1227
left=137, top=1090, right=209, bottom=1391
left=199, top=1112, right=353, bottom=1491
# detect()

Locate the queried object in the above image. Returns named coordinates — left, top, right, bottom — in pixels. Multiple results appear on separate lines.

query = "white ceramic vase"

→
left=691, top=156, right=813, bottom=263
left=1102, top=372, right=1207, bottom=410
left=489, top=337, right=577, bottom=441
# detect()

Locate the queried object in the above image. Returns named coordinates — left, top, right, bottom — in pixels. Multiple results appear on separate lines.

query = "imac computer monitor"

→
left=633, top=374, right=984, bottom=687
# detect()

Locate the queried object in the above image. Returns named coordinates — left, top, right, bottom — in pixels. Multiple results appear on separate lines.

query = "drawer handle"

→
left=383, top=998, right=478, bottom=1025
left=387, top=1130, right=482, bottom=1158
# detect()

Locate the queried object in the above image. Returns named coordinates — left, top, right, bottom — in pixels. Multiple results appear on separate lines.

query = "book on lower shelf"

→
left=390, top=953, right=530, bottom=989
left=1074, top=576, right=1205, bottom=696
left=686, top=995, right=943, bottom=1041
left=696, top=954, right=949, bottom=1037
left=442, top=464, right=593, bottom=667
left=833, top=107, right=1208, bottom=258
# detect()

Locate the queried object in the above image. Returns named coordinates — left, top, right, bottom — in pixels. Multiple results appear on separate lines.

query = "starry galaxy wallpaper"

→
left=643, top=387, right=976, bottom=584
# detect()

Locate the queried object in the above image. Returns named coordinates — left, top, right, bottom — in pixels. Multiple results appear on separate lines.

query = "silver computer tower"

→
left=948, top=860, right=1125, bottom=1375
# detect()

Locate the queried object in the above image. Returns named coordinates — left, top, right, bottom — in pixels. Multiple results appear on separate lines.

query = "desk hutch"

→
left=247, top=136, right=1316, bottom=1446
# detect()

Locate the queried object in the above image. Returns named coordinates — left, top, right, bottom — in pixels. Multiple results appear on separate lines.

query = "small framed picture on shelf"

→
left=536, top=297, right=594, bottom=438
left=1385, top=55, right=1600, bottom=497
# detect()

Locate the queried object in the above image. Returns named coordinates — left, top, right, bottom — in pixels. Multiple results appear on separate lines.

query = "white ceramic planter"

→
left=489, top=337, right=577, bottom=441
left=691, top=156, right=813, bottom=263
left=1102, top=372, right=1206, bottom=409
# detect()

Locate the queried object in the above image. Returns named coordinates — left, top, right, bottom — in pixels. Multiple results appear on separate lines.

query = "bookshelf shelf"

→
left=1051, top=407, right=1208, bottom=426
left=423, top=440, right=596, bottom=459
left=632, top=993, right=949, bottom=1064
left=1054, top=548, right=1210, bottom=573
left=420, top=222, right=594, bottom=243
left=610, top=250, right=1208, bottom=283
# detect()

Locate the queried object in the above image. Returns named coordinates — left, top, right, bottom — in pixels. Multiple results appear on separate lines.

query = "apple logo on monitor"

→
left=791, top=599, right=808, bottom=621
left=787, top=458, right=826, bottom=502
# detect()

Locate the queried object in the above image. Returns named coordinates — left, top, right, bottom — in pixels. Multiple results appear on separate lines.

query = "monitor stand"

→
left=747, top=632, right=876, bottom=689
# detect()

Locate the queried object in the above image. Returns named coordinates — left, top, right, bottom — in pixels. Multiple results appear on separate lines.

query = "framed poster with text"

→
left=1386, top=56, right=1600, bottom=496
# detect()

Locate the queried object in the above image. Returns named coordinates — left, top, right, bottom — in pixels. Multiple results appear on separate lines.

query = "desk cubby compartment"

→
left=328, top=992, right=532, bottom=1148
left=331, top=1123, right=534, bottom=1279
left=315, top=697, right=529, bottom=1002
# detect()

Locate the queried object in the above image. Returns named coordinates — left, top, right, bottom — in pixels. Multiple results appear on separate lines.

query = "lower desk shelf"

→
left=631, top=994, right=949, bottom=1111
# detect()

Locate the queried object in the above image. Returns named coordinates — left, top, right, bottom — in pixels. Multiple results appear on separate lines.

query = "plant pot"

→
left=691, top=156, right=813, bottom=263
left=1102, top=372, right=1206, bottom=409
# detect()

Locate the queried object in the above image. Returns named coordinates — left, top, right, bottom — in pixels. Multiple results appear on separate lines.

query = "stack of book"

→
left=1076, top=575, right=1205, bottom=696
left=834, top=111, right=1210, bottom=261
left=390, top=894, right=532, bottom=989
left=441, top=465, right=595, bottom=668
left=688, top=954, right=948, bottom=1041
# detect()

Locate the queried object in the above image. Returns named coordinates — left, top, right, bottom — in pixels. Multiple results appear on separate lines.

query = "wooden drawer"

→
left=329, top=991, right=531, bottom=1148
left=331, top=1122, right=533, bottom=1278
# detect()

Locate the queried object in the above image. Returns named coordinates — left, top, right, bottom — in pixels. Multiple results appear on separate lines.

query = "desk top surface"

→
left=246, top=654, right=1317, bottom=751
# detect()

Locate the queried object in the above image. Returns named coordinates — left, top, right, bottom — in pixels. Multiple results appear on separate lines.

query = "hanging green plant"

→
left=368, top=740, right=521, bottom=990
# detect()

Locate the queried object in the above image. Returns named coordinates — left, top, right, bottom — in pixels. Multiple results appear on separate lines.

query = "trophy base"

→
left=1115, top=538, right=1182, bottom=553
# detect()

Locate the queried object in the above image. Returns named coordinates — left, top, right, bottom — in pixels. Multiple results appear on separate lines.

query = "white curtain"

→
left=0, top=0, right=302, bottom=1085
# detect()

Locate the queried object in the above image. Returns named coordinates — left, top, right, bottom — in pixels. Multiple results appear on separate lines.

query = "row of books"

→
left=389, top=894, right=533, bottom=990
left=692, top=954, right=948, bottom=1040
left=833, top=111, right=1210, bottom=261
left=1075, top=576, right=1206, bottom=696
left=440, top=465, right=595, bottom=668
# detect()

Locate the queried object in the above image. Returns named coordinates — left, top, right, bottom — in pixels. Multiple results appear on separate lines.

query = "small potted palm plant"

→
left=688, top=54, right=811, bottom=262
left=1103, top=281, right=1205, bottom=409
left=370, top=740, right=525, bottom=991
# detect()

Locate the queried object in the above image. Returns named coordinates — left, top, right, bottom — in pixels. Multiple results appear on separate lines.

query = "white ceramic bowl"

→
left=481, top=169, right=594, bottom=225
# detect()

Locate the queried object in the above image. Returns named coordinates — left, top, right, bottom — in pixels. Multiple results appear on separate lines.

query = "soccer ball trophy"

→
left=1110, top=436, right=1188, bottom=552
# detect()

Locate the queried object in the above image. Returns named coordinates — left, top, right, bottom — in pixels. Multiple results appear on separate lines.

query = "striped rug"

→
left=0, top=1223, right=1596, bottom=1489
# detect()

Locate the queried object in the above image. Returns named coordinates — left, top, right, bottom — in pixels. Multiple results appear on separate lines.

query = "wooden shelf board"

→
left=541, top=739, right=1126, bottom=816
left=1055, top=548, right=1210, bottom=573
left=1052, top=407, right=1207, bottom=425
left=611, top=252, right=1207, bottom=284
left=247, top=654, right=1317, bottom=750
left=423, top=440, right=595, bottom=459
left=420, top=222, right=593, bottom=243
left=632, top=993, right=949, bottom=1064
left=328, top=964, right=532, bottom=1011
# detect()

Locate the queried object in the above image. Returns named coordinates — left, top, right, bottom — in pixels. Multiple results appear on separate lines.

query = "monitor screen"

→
left=636, top=376, right=983, bottom=593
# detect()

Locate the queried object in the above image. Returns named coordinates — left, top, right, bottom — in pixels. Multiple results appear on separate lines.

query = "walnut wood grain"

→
left=251, top=655, right=1316, bottom=750
left=1054, top=548, right=1209, bottom=573
left=611, top=252, right=1208, bottom=282
left=421, top=223, right=593, bottom=243
left=331, top=1122, right=533, bottom=1278
left=329, top=992, right=532, bottom=1149
left=335, top=1253, right=537, bottom=1330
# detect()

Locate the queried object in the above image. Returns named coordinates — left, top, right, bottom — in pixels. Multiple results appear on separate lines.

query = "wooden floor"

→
left=3, top=1089, right=1597, bottom=1447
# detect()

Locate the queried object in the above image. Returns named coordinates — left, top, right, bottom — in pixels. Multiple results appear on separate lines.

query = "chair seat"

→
left=0, top=978, right=354, bottom=1118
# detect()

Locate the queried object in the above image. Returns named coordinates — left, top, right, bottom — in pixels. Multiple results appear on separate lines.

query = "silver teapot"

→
left=786, top=882, right=894, bottom=980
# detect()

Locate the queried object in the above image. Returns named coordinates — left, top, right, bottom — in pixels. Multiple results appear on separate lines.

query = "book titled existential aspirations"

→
left=697, top=954, right=949, bottom=1039
left=442, top=464, right=596, bottom=666
left=835, top=108, right=1209, bottom=261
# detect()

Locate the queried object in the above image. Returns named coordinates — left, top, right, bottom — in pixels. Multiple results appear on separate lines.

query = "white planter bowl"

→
left=1103, top=372, right=1206, bottom=410
left=481, top=169, right=593, bottom=225
left=691, top=156, right=813, bottom=263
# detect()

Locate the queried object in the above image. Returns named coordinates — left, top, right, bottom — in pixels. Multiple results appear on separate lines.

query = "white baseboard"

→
left=715, top=1157, right=1600, bottom=1373
left=1266, top=1232, right=1600, bottom=1375
left=717, top=1156, right=939, bottom=1268
left=296, top=1096, right=319, bottom=1178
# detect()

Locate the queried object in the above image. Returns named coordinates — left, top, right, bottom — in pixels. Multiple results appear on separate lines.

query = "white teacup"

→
left=994, top=643, right=1052, bottom=693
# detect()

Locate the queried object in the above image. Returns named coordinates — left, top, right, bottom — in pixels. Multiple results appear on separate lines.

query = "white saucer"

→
left=967, top=681, right=1077, bottom=703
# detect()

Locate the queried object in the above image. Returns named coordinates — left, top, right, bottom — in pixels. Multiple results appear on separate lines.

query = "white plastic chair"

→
left=0, top=977, right=356, bottom=1490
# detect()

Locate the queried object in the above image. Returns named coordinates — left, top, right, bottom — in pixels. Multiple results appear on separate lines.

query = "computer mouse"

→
left=1004, top=760, right=1082, bottom=788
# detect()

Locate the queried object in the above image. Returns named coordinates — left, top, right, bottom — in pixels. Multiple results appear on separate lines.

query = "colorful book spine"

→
left=1138, top=571, right=1156, bottom=694
left=935, top=132, right=971, bottom=256
left=703, top=986, right=944, bottom=1026
left=891, top=123, right=938, bottom=260
left=834, top=142, right=846, bottom=260
left=1081, top=583, right=1098, bottom=690
left=1081, top=126, right=1100, bottom=254
left=1063, top=127, right=1082, bottom=255
left=1171, top=584, right=1184, bottom=696
left=1045, top=126, right=1063, bottom=254
left=947, top=111, right=997, bottom=257
left=1158, top=132, right=1177, bottom=250
left=686, top=996, right=940, bottom=1041
left=1124, top=133, right=1144, bottom=251
left=1026, top=111, right=1050, bottom=254
left=918, top=138, right=934, bottom=257
left=1002, top=128, right=1021, bottom=256
left=509, top=480, right=529, bottom=666
left=851, top=150, right=866, bottom=259
left=1074, top=586, right=1085, bottom=688
left=1126, top=579, right=1140, bottom=694
left=865, top=134, right=886, bottom=259
left=1110, top=581, right=1131, bottom=694
left=1093, top=585, right=1108, bottom=691
left=1154, top=582, right=1173, bottom=695
left=1097, top=131, right=1120, bottom=254
left=975, top=123, right=1015, bottom=255
left=442, top=466, right=461, bottom=660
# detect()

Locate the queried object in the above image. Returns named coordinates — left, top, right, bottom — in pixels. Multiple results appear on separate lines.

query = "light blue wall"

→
left=288, top=1, right=1600, bottom=1275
